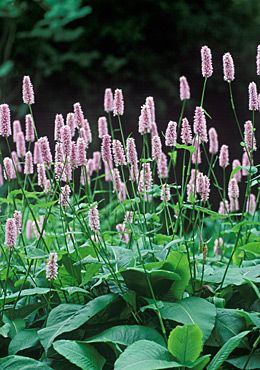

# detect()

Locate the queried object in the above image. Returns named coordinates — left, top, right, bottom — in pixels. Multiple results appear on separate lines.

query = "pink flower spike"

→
left=165, top=121, right=177, bottom=147
left=242, top=151, right=250, bottom=176
left=5, top=218, right=17, bottom=248
left=71, top=141, right=78, bottom=168
left=214, top=238, right=223, bottom=257
left=54, top=114, right=64, bottom=141
left=201, top=46, right=213, bottom=78
left=257, top=45, right=260, bottom=76
left=151, top=122, right=159, bottom=138
left=25, top=114, right=35, bottom=142
left=93, top=151, right=101, bottom=171
left=13, top=210, right=22, bottom=234
left=112, top=139, right=126, bottom=166
left=98, top=116, right=108, bottom=138
left=152, top=135, right=162, bottom=160
left=118, top=182, right=127, bottom=202
left=59, top=185, right=71, bottom=207
left=201, top=175, right=210, bottom=202
left=145, top=96, right=156, bottom=123
left=0, top=104, right=11, bottom=137
left=130, top=163, right=139, bottom=182
left=113, top=89, right=124, bottom=116
left=138, top=104, right=152, bottom=134
left=232, top=159, right=241, bottom=182
left=22, top=76, right=34, bottom=105
left=101, top=134, right=112, bottom=164
left=3, top=157, right=16, bottom=180
left=218, top=200, right=229, bottom=215
left=39, top=136, right=53, bottom=165
left=37, top=163, right=47, bottom=188
left=248, top=82, right=258, bottom=111
left=61, top=125, right=72, bottom=157
left=228, top=178, right=239, bottom=211
left=246, top=193, right=256, bottom=214
left=76, top=137, right=87, bottom=166
left=181, top=118, right=192, bottom=145
left=244, top=120, right=257, bottom=152
left=160, top=183, right=171, bottom=202
left=83, top=119, right=92, bottom=144
left=46, top=252, right=58, bottom=280
left=179, top=76, right=191, bottom=100
left=104, top=161, right=113, bottom=181
left=11, top=151, right=22, bottom=173
left=16, top=131, right=26, bottom=158
left=66, top=113, right=75, bottom=137
left=24, top=151, right=34, bottom=175
left=13, top=120, right=22, bottom=142
left=73, top=102, right=85, bottom=127
left=192, top=138, right=201, bottom=164
left=104, top=88, right=114, bottom=112
left=157, top=152, right=168, bottom=179
left=26, top=220, right=33, bottom=240
left=89, top=205, right=100, bottom=233
left=126, top=137, right=138, bottom=165
left=219, top=145, right=229, bottom=168
left=55, top=142, right=64, bottom=163
left=208, top=127, right=219, bottom=154
left=33, top=142, right=43, bottom=164
left=193, top=106, right=208, bottom=142
left=223, top=52, right=235, bottom=82
left=112, top=168, right=122, bottom=192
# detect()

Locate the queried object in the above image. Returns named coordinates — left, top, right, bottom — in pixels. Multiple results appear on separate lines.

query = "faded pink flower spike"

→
left=126, top=137, right=138, bottom=165
left=16, top=131, right=26, bottom=158
left=60, top=125, right=72, bottom=157
left=214, top=238, right=223, bottom=257
left=193, top=106, right=208, bottom=142
left=101, top=134, right=112, bottom=164
left=113, top=89, right=124, bottom=116
left=244, top=120, right=257, bottom=152
left=116, top=223, right=129, bottom=243
left=257, top=45, right=260, bottom=76
left=219, top=145, right=229, bottom=168
left=242, top=151, right=250, bottom=176
left=112, top=139, right=126, bottom=166
left=118, top=182, right=126, bottom=201
left=93, top=151, right=101, bottom=171
left=223, top=52, right=235, bottom=82
left=26, top=219, right=33, bottom=240
left=179, top=76, right=191, bottom=101
left=112, top=168, right=122, bottom=192
left=98, top=116, right=108, bottom=138
left=73, top=102, right=85, bottom=128
left=165, top=121, right=177, bottom=147
left=11, top=151, right=22, bottom=173
left=66, top=113, right=75, bottom=137
left=54, top=114, right=64, bottom=141
left=157, top=152, right=168, bottom=179
left=13, top=210, right=22, bottom=234
left=232, top=159, right=242, bottom=182
left=228, top=178, right=239, bottom=211
left=5, top=218, right=17, bottom=248
left=55, top=142, right=64, bottom=163
left=104, top=88, right=114, bottom=112
left=201, top=46, right=213, bottom=78
left=46, top=252, right=58, bottom=280
left=201, top=175, right=210, bottom=202
left=39, top=136, right=53, bottom=165
left=151, top=122, right=159, bottom=138
left=0, top=104, right=11, bottom=137
left=130, top=163, right=139, bottom=182
left=145, top=96, right=156, bottom=123
left=24, top=151, right=34, bottom=175
left=181, top=118, right=192, bottom=145
left=192, top=138, right=201, bottom=164
left=37, top=163, right=47, bottom=188
left=208, top=127, right=219, bottom=154
left=152, top=135, right=162, bottom=160
left=25, top=114, right=35, bottom=142
left=139, top=104, right=152, bottom=134
left=59, top=185, right=71, bottom=207
left=160, top=183, right=171, bottom=202
left=76, top=138, right=87, bottom=166
left=22, top=76, right=34, bottom=105
left=71, top=142, right=78, bottom=168
left=83, top=119, right=92, bottom=145
left=33, top=142, right=43, bottom=164
left=218, top=200, right=229, bottom=215
left=13, top=120, right=22, bottom=142
left=3, top=157, right=16, bottom=180
left=246, top=193, right=256, bottom=214
left=248, top=82, right=258, bottom=111
left=89, top=205, right=100, bottom=233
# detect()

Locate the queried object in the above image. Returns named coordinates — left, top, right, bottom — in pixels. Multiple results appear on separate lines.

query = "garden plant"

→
left=0, top=46, right=259, bottom=369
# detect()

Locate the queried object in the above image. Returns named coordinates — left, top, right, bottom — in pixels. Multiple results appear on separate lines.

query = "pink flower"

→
left=112, top=139, right=126, bottom=166
left=116, top=223, right=129, bottom=243
left=33, top=142, right=43, bottom=164
left=179, top=76, right=190, bottom=100
left=104, top=161, right=113, bottom=181
left=60, top=125, right=72, bottom=157
left=46, top=252, right=58, bottom=280
left=54, top=114, right=64, bottom=141
left=201, top=46, right=213, bottom=78
left=66, top=113, right=75, bottom=137
left=0, top=104, right=11, bottom=137
left=219, top=145, right=229, bottom=168
left=101, top=134, right=112, bottom=164
left=16, top=131, right=26, bottom=158
left=83, top=119, right=92, bottom=145
left=244, top=120, right=257, bottom=152
left=39, top=136, right=53, bottom=165
left=192, top=138, right=201, bottom=164
left=214, top=238, right=223, bottom=257
left=89, top=205, right=100, bottom=233
left=165, top=121, right=177, bottom=147
left=152, top=135, right=162, bottom=160
left=93, top=151, right=101, bottom=171
left=130, top=163, right=139, bottom=182
left=218, top=200, right=229, bottom=214
left=139, top=104, right=152, bottom=134
left=113, top=89, right=124, bottom=116
left=126, top=137, right=138, bottom=165
left=248, top=82, right=258, bottom=111
left=24, top=151, right=34, bottom=175
left=13, top=210, right=22, bottom=234
left=151, top=122, right=159, bottom=138
left=145, top=96, right=156, bottom=123
left=73, top=102, right=85, bottom=128
left=242, top=151, right=250, bottom=176
left=193, top=106, right=208, bottom=142
left=160, top=183, right=171, bottom=202
left=25, top=114, right=35, bottom=142
left=157, top=152, right=168, bottom=179
left=3, top=157, right=16, bottom=180
left=98, top=116, right=108, bottom=138
left=59, top=185, right=71, bottom=207
left=55, top=142, right=64, bottom=163
left=13, top=120, right=21, bottom=142
left=26, top=220, right=33, bottom=240
left=257, top=45, right=260, bottom=76
left=208, top=127, right=218, bottom=154
left=228, top=178, right=239, bottom=211
left=223, top=52, right=235, bottom=82
left=139, top=163, right=152, bottom=194
left=246, top=193, right=256, bottom=214
left=76, top=138, right=87, bottom=166
left=5, top=218, right=17, bottom=248
left=104, top=88, right=114, bottom=113
left=118, top=182, right=126, bottom=201
left=201, top=175, right=210, bottom=202
left=37, top=163, right=47, bottom=188
left=71, top=142, right=78, bottom=168
left=181, top=118, right=192, bottom=145
left=61, top=162, right=72, bottom=182
left=22, top=76, right=34, bottom=105
left=232, top=159, right=241, bottom=182
left=112, top=168, right=122, bottom=192
left=11, top=151, right=22, bottom=173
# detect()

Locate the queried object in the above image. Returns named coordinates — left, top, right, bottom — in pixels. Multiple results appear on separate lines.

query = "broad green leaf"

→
left=238, top=242, right=260, bottom=257
left=85, top=325, right=165, bottom=347
left=38, top=294, right=117, bottom=351
left=53, top=340, right=105, bottom=370
left=232, top=221, right=260, bottom=233
left=207, top=330, right=250, bottom=370
left=9, top=329, right=39, bottom=355
left=81, top=263, right=102, bottom=285
left=3, top=317, right=25, bottom=339
left=0, top=323, right=10, bottom=338
left=168, top=324, right=203, bottom=363
left=0, top=355, right=52, bottom=369
left=0, top=288, right=51, bottom=304
left=226, top=350, right=260, bottom=369
left=175, top=143, right=196, bottom=153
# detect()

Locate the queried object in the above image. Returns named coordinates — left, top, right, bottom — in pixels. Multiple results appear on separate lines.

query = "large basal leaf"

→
left=158, top=297, right=216, bottom=342
left=53, top=340, right=105, bottom=370
left=114, top=339, right=208, bottom=370
left=85, top=325, right=165, bottom=347
left=9, top=329, right=39, bottom=355
left=38, top=294, right=117, bottom=351
left=0, top=288, right=51, bottom=305
left=207, top=330, right=250, bottom=370
left=168, top=324, right=203, bottom=364
left=226, top=349, right=260, bottom=369
left=0, top=355, right=52, bottom=369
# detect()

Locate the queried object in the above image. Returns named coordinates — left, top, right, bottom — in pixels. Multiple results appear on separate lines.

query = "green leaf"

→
left=53, top=340, right=105, bottom=370
left=159, top=297, right=216, bottom=341
left=226, top=350, right=260, bottom=369
left=0, top=60, right=13, bottom=77
left=175, top=143, right=196, bottom=153
left=168, top=324, right=203, bottom=364
left=207, top=330, right=250, bottom=370
left=0, top=288, right=51, bottom=304
left=238, top=242, right=260, bottom=257
left=85, top=325, right=165, bottom=347
left=3, top=317, right=25, bottom=339
left=0, top=355, right=52, bottom=369
left=38, top=294, right=117, bottom=351
left=0, top=323, right=10, bottom=338
left=9, top=329, right=39, bottom=355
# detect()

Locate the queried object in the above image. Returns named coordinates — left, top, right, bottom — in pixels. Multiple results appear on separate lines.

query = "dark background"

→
left=0, top=0, right=260, bottom=161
